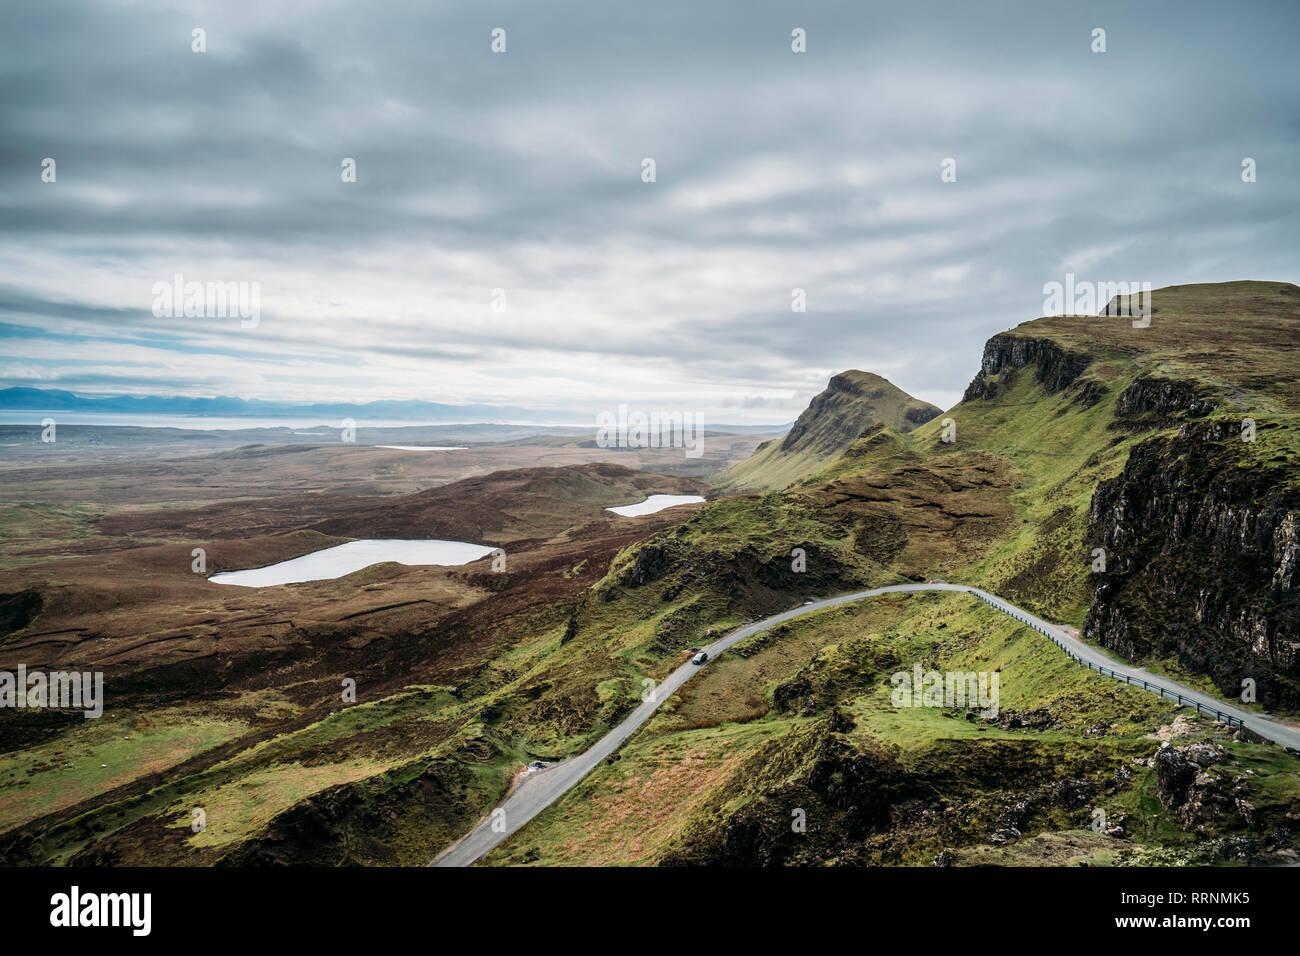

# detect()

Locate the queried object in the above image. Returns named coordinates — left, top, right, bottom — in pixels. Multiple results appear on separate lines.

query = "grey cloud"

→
left=0, top=0, right=1296, bottom=418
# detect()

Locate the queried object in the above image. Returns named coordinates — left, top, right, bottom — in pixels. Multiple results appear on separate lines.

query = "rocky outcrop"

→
left=1067, top=378, right=1109, bottom=410
left=717, top=369, right=940, bottom=492
left=779, top=371, right=940, bottom=453
left=780, top=373, right=883, bottom=448
left=904, top=404, right=942, bottom=427
left=1115, top=374, right=1220, bottom=422
left=1152, top=742, right=1244, bottom=832
left=623, top=541, right=678, bottom=587
left=963, top=333, right=1091, bottom=402
left=1085, top=419, right=1300, bottom=709
left=1154, top=741, right=1225, bottom=808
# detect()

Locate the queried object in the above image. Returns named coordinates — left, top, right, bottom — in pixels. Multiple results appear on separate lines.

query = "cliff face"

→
left=1114, top=375, right=1220, bottom=422
left=1084, top=419, right=1300, bottom=709
left=962, top=333, right=1092, bottom=402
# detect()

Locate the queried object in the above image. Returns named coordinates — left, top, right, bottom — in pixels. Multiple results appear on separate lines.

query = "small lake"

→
left=606, top=494, right=706, bottom=517
left=374, top=445, right=468, bottom=451
left=209, top=539, right=497, bottom=587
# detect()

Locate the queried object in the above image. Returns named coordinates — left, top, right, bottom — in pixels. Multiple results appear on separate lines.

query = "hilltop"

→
left=714, top=370, right=941, bottom=492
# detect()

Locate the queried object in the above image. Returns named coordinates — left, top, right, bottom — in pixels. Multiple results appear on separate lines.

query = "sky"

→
left=1, top=0, right=1297, bottom=424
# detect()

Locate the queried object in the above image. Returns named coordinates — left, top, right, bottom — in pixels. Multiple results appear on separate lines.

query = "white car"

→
left=691, top=651, right=709, bottom=665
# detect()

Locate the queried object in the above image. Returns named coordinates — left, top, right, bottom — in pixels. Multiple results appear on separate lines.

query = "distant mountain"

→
left=714, top=370, right=941, bottom=491
left=0, top=386, right=557, bottom=423
left=0, top=386, right=792, bottom=434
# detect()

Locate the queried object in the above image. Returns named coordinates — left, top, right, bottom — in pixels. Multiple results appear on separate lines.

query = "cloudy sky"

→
left=1, top=0, right=1296, bottom=423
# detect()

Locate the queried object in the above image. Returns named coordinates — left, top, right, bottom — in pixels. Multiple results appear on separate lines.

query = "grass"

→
left=485, top=590, right=1285, bottom=866
left=0, top=683, right=485, bottom=864
left=175, top=758, right=392, bottom=849
left=0, top=710, right=246, bottom=835
left=486, top=720, right=790, bottom=866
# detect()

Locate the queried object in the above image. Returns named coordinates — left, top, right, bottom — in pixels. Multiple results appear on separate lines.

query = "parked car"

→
left=526, top=760, right=550, bottom=771
left=802, top=598, right=815, bottom=605
left=691, top=651, right=709, bottom=665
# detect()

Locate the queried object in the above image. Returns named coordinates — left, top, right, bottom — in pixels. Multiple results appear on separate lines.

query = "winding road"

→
left=430, top=582, right=1300, bottom=867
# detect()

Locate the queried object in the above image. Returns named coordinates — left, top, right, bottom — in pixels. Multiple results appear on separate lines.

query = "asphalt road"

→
left=431, top=582, right=1300, bottom=867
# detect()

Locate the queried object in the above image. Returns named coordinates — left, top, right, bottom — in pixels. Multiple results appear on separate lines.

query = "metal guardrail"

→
left=969, top=590, right=1244, bottom=728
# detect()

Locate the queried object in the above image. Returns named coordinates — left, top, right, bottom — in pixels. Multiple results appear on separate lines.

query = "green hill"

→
left=467, top=279, right=1300, bottom=865
left=695, top=281, right=1300, bottom=707
left=468, top=278, right=1300, bottom=865
left=714, top=370, right=941, bottom=492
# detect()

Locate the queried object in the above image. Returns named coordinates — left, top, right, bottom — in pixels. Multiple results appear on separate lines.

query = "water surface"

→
left=605, top=494, right=705, bottom=517
left=209, top=539, right=497, bottom=587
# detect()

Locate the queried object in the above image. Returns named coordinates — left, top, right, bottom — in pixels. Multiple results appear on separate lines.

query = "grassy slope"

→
left=488, top=591, right=1293, bottom=866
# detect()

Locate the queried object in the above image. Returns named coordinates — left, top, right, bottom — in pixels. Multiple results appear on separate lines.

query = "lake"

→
left=209, top=539, right=498, bottom=587
left=606, top=494, right=706, bottom=517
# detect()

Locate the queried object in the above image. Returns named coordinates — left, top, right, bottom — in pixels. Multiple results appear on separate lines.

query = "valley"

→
left=3, top=281, right=1299, bottom=868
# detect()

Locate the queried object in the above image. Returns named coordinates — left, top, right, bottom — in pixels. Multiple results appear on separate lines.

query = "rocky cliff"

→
left=1114, top=374, right=1221, bottom=422
left=962, top=333, right=1092, bottom=402
left=1084, top=418, right=1300, bottom=709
